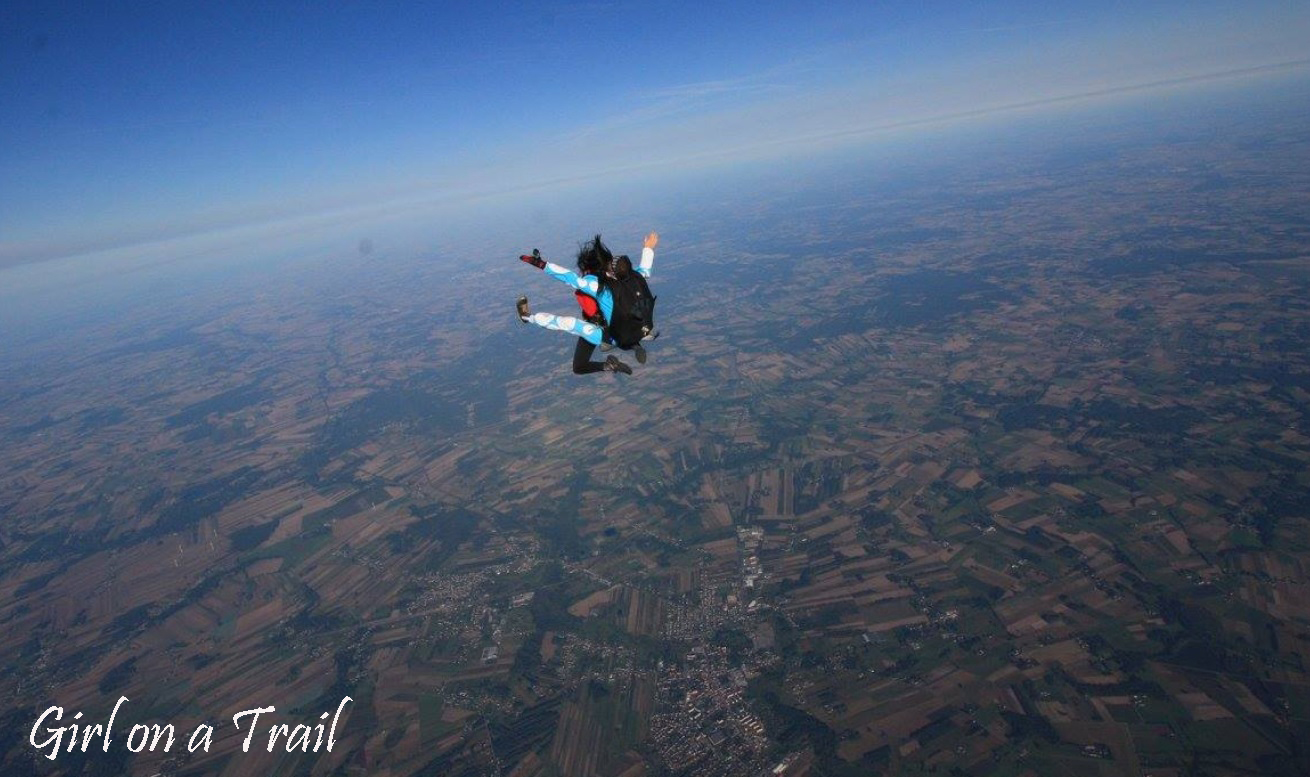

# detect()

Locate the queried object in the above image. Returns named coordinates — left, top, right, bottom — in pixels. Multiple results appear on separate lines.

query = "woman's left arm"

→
left=544, top=262, right=600, bottom=295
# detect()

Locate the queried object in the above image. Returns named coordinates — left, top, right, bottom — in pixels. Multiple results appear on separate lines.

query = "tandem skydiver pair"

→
left=516, top=232, right=659, bottom=376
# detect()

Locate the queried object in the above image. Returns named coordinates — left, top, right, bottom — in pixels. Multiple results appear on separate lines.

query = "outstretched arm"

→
left=543, top=262, right=600, bottom=295
left=637, top=231, right=658, bottom=278
left=519, top=250, right=600, bottom=294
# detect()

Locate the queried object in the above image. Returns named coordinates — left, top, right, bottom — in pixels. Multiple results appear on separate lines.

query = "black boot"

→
left=604, top=355, right=632, bottom=375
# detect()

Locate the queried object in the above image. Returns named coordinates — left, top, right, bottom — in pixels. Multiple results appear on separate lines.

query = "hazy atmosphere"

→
left=2, top=3, right=1310, bottom=777
left=3, top=1, right=1306, bottom=275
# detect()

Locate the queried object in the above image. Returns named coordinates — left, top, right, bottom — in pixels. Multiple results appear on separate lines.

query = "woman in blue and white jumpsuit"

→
left=518, top=232, right=657, bottom=375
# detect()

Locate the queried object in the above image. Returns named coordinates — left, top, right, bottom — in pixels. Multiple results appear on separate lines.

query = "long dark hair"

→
left=576, top=234, right=613, bottom=294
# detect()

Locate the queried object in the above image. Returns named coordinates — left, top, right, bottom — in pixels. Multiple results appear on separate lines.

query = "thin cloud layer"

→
left=1, top=2, right=1306, bottom=274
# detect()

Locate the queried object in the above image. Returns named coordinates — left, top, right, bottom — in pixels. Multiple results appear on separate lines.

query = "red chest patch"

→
left=575, top=290, right=599, bottom=318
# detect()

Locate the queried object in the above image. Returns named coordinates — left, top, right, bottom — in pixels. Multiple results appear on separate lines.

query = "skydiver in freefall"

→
left=516, top=231, right=659, bottom=375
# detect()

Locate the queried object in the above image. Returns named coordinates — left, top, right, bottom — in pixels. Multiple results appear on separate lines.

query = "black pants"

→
left=572, top=338, right=607, bottom=374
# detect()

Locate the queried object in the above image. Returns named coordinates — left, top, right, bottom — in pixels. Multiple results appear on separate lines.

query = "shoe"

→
left=641, top=328, right=660, bottom=341
left=634, top=344, right=647, bottom=364
left=599, top=342, right=614, bottom=352
left=604, top=355, right=632, bottom=375
left=516, top=296, right=530, bottom=322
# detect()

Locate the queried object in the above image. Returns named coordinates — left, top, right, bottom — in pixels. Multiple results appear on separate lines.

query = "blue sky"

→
left=1, top=1, right=1307, bottom=273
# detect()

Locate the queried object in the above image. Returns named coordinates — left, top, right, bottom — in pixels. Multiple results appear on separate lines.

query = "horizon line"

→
left=3, top=58, right=1307, bottom=276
